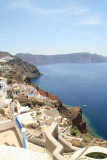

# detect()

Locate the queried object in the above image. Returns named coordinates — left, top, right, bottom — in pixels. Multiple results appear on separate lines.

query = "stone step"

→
left=63, top=152, right=73, bottom=159
left=26, top=132, right=30, bottom=136
left=27, top=135, right=33, bottom=139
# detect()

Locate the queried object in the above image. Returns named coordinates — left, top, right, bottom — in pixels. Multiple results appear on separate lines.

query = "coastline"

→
left=31, top=84, right=87, bottom=133
left=31, top=78, right=106, bottom=141
left=63, top=103, right=106, bottom=140
left=82, top=113, right=105, bottom=140
left=31, top=77, right=106, bottom=141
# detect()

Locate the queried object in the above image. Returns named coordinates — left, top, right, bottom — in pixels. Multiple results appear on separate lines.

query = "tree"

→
left=32, top=100, right=37, bottom=106
left=7, top=79, right=12, bottom=84
left=24, top=76, right=31, bottom=84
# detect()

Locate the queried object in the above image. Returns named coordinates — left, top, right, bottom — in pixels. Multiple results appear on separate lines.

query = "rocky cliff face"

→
left=60, top=106, right=87, bottom=133
left=34, top=85, right=87, bottom=133
left=0, top=51, right=41, bottom=82
left=16, top=52, right=107, bottom=65
left=34, top=85, right=62, bottom=107
left=7, top=56, right=41, bottom=81
left=58, top=104, right=87, bottom=133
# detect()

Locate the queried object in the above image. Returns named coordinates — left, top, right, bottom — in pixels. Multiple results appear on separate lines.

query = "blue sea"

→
left=31, top=63, right=107, bottom=140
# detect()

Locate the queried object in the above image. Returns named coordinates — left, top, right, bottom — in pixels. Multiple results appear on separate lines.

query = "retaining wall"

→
left=28, top=137, right=45, bottom=147
left=0, top=115, right=28, bottom=149
left=45, top=122, right=66, bottom=160
left=0, top=120, right=14, bottom=132
left=59, top=135, right=79, bottom=152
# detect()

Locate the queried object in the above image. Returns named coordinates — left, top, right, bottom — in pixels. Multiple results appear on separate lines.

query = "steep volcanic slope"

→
left=16, top=52, right=107, bottom=65
left=0, top=51, right=41, bottom=81
left=34, top=85, right=87, bottom=133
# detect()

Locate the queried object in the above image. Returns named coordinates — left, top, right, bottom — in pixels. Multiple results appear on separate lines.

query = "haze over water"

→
left=32, top=63, right=107, bottom=140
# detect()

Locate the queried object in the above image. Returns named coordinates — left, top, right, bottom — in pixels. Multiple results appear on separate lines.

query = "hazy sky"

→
left=0, top=0, right=107, bottom=56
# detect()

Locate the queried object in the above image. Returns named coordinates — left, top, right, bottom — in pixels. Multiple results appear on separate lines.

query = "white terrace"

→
left=0, top=114, right=52, bottom=160
left=0, top=114, right=28, bottom=149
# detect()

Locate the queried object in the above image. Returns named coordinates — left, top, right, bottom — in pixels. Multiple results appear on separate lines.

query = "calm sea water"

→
left=32, top=63, right=107, bottom=140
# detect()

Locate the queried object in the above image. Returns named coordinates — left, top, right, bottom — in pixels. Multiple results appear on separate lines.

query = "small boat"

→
left=83, top=105, right=87, bottom=108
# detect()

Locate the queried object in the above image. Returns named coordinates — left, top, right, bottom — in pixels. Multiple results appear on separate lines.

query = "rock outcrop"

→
left=7, top=56, right=41, bottom=81
left=0, top=51, right=41, bottom=82
left=34, top=85, right=87, bottom=133
left=60, top=106, right=87, bottom=133
left=34, top=85, right=62, bottom=107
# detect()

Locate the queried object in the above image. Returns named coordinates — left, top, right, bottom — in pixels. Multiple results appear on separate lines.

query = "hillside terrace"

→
left=0, top=77, right=107, bottom=160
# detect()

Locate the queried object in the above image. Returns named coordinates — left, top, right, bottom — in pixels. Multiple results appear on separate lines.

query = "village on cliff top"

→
left=0, top=55, right=107, bottom=160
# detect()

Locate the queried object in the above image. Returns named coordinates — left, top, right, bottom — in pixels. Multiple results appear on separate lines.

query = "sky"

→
left=0, top=0, right=107, bottom=56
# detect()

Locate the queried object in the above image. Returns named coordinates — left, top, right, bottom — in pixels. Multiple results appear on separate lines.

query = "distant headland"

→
left=16, top=52, right=107, bottom=65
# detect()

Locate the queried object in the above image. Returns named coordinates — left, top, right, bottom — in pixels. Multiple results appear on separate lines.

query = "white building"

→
left=0, top=77, right=8, bottom=101
left=0, top=65, right=12, bottom=75
left=0, top=56, right=13, bottom=62
left=0, top=65, right=12, bottom=72
left=32, top=107, right=61, bottom=126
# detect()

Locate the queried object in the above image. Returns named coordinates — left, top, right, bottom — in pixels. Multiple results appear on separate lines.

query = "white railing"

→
left=0, top=120, right=14, bottom=132
left=14, top=115, right=28, bottom=149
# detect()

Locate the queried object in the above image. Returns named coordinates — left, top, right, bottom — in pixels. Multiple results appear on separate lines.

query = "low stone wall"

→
left=59, top=135, right=79, bottom=152
left=63, top=134, right=82, bottom=142
left=0, top=120, right=14, bottom=132
left=27, top=137, right=45, bottom=147
left=45, top=122, right=66, bottom=160
left=0, top=116, right=28, bottom=149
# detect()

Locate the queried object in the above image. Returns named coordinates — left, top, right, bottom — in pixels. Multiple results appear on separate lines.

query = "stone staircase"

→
left=26, top=130, right=46, bottom=147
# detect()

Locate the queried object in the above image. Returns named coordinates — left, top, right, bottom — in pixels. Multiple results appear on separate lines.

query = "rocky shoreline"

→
left=33, top=85, right=107, bottom=147
left=33, top=84, right=87, bottom=133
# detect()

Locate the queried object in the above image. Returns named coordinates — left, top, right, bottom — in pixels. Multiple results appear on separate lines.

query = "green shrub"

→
left=51, top=105, right=55, bottom=108
left=0, top=109, right=5, bottom=115
left=67, top=121, right=72, bottom=126
left=70, top=129, right=77, bottom=136
left=83, top=136, right=92, bottom=143
left=36, top=111, right=41, bottom=115
left=86, top=152, right=107, bottom=159
left=24, top=77, right=31, bottom=84
left=7, top=79, right=12, bottom=84
left=8, top=93, right=14, bottom=101
left=32, top=100, right=37, bottom=106
left=32, top=100, right=44, bottom=107
left=72, top=125, right=77, bottom=130
left=79, top=141, right=85, bottom=148
left=0, top=70, right=2, bottom=76
left=25, top=102, right=31, bottom=107
left=38, top=101, right=44, bottom=106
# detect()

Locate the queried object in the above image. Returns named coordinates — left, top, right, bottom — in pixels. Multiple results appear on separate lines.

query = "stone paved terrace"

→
left=28, top=142, right=52, bottom=160
left=0, top=128, right=22, bottom=147
left=0, top=114, right=8, bottom=121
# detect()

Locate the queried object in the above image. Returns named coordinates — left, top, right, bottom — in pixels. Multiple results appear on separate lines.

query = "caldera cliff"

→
left=33, top=85, right=87, bottom=133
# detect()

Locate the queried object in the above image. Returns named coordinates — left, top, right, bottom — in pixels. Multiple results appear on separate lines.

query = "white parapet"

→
left=0, top=120, right=14, bottom=132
